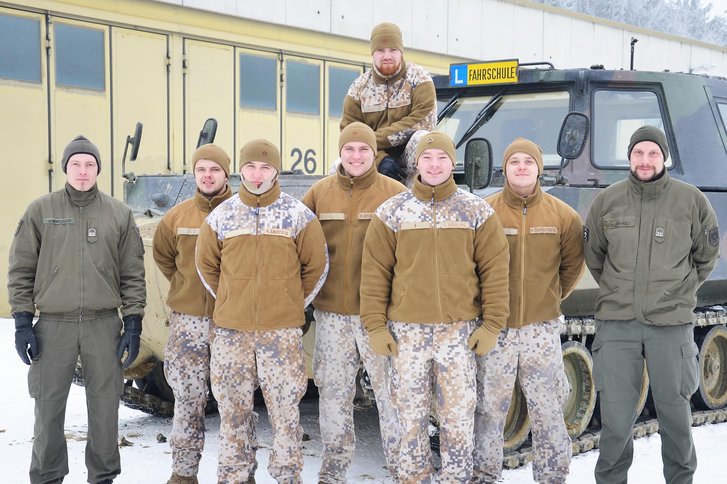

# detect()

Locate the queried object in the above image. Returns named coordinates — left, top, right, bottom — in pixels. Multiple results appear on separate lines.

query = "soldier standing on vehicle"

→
left=301, top=122, right=406, bottom=482
left=196, top=139, right=328, bottom=483
left=584, top=126, right=719, bottom=484
left=360, top=131, right=510, bottom=482
left=8, top=135, right=146, bottom=484
left=152, top=144, right=232, bottom=484
left=472, top=138, right=584, bottom=483
left=340, top=22, right=436, bottom=184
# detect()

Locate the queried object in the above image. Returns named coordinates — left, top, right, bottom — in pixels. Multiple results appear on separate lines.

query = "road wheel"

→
left=561, top=341, right=596, bottom=439
left=693, top=325, right=727, bottom=410
left=503, top=377, right=530, bottom=452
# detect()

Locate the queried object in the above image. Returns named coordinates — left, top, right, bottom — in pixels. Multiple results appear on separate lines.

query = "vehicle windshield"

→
left=437, top=90, right=570, bottom=169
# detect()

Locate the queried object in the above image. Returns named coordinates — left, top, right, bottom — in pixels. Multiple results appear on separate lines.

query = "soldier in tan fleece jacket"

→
left=360, top=131, right=510, bottom=483
left=473, top=138, right=585, bottom=484
left=302, top=122, right=406, bottom=482
left=196, top=139, right=328, bottom=484
left=152, top=144, right=232, bottom=484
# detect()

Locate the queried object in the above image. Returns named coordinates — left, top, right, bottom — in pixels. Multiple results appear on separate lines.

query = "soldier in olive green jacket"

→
left=8, top=135, right=146, bottom=484
left=585, top=126, right=719, bottom=484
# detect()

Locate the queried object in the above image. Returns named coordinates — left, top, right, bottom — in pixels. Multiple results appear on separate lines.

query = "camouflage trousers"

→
left=473, top=318, right=571, bottom=484
left=389, top=320, right=477, bottom=483
left=163, top=311, right=214, bottom=477
left=313, top=310, right=399, bottom=482
left=211, top=326, right=307, bottom=484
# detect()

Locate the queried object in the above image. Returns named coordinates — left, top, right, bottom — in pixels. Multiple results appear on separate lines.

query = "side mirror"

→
left=197, top=118, right=218, bottom=148
left=122, top=122, right=143, bottom=182
left=464, top=138, right=492, bottom=191
left=557, top=112, right=589, bottom=160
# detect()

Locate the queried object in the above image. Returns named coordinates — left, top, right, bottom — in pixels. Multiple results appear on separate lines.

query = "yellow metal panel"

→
left=0, top=8, right=47, bottom=316
left=283, top=56, right=324, bottom=175
left=325, top=62, right=363, bottom=173
left=185, top=39, right=234, bottom=172
left=112, top=28, right=169, bottom=197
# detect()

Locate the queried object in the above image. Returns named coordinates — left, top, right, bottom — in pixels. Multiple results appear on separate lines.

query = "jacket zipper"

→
left=432, top=191, right=443, bottom=322
left=254, top=202, right=260, bottom=331
left=519, top=200, right=527, bottom=326
left=79, top=206, right=84, bottom=321
left=344, top=178, right=354, bottom=313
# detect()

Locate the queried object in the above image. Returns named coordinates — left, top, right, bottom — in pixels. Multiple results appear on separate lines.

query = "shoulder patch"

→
left=709, top=227, right=720, bottom=247
left=583, top=225, right=589, bottom=241
left=14, top=220, right=22, bottom=236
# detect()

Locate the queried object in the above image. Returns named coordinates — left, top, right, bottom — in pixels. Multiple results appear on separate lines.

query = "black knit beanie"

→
left=62, top=135, right=101, bottom=174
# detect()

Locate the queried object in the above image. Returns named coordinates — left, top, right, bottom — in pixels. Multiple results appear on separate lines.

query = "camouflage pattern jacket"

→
left=340, top=62, right=436, bottom=164
left=196, top=183, right=329, bottom=331
left=486, top=182, right=584, bottom=329
left=360, top=175, right=510, bottom=332
left=585, top=171, right=719, bottom=325
left=8, top=183, right=146, bottom=318
left=153, top=186, right=232, bottom=317
left=302, top=163, right=405, bottom=315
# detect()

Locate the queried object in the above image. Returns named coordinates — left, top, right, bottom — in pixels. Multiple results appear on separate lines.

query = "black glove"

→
left=378, top=156, right=407, bottom=182
left=116, top=315, right=142, bottom=369
left=14, top=311, right=38, bottom=365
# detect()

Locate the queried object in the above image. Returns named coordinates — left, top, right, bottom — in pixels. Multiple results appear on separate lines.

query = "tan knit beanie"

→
left=339, top=122, right=377, bottom=154
left=502, top=137, right=543, bottom=175
left=239, top=139, right=281, bottom=172
left=415, top=131, right=456, bottom=167
left=370, top=22, right=404, bottom=54
left=192, top=144, right=230, bottom=177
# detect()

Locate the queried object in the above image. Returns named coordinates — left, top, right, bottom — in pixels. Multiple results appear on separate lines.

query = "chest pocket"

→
left=603, top=215, right=638, bottom=274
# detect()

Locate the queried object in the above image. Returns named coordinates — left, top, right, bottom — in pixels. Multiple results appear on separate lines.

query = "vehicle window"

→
left=437, top=91, right=569, bottom=167
left=239, top=53, right=277, bottom=110
left=286, top=60, right=320, bottom=115
left=0, top=13, right=41, bottom=83
left=328, top=66, right=359, bottom=118
left=592, top=90, right=671, bottom=168
left=718, top=102, right=727, bottom=134
left=55, top=23, right=105, bottom=90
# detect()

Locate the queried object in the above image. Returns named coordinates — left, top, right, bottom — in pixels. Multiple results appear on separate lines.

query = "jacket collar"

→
left=502, top=180, right=542, bottom=208
left=194, top=184, right=232, bottom=213
left=372, top=60, right=407, bottom=84
left=65, top=182, right=98, bottom=207
left=628, top=169, right=671, bottom=199
left=412, top=175, right=457, bottom=203
left=336, top=162, right=377, bottom=190
left=238, top=181, right=281, bottom=207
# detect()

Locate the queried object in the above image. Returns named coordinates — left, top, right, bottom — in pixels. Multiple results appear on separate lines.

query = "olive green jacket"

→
left=585, top=171, right=719, bottom=325
left=302, top=164, right=405, bottom=315
left=153, top=186, right=231, bottom=317
left=8, top=183, right=146, bottom=318
left=360, top=176, right=510, bottom=332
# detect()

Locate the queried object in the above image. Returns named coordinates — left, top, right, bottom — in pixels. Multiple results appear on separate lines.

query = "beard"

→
left=376, top=60, right=401, bottom=76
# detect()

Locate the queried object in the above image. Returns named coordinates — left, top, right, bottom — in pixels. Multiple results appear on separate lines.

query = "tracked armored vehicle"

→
left=112, top=61, right=727, bottom=460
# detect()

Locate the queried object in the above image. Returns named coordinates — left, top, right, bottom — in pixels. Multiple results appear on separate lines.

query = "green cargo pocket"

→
left=28, top=360, right=41, bottom=398
left=680, top=341, right=699, bottom=399
left=591, top=337, right=604, bottom=392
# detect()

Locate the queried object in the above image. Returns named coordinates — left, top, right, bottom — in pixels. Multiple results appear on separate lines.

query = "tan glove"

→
left=468, top=325, right=499, bottom=356
left=368, top=326, right=398, bottom=356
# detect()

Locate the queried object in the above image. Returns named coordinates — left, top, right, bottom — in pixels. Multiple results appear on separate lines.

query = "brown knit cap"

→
left=502, top=137, right=544, bottom=175
left=370, top=22, right=404, bottom=54
left=339, top=122, right=377, bottom=154
left=239, top=139, right=281, bottom=172
left=628, top=125, right=669, bottom=161
left=415, top=131, right=456, bottom=167
left=62, top=135, right=101, bottom=174
left=192, top=144, right=230, bottom=177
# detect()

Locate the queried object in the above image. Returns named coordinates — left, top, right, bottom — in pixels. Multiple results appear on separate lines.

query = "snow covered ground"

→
left=2, top=320, right=725, bottom=483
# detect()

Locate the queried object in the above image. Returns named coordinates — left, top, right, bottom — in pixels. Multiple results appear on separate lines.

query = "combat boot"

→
left=166, top=474, right=198, bottom=484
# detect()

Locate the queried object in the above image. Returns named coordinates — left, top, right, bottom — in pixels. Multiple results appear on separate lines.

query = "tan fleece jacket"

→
left=302, top=164, right=406, bottom=315
left=152, top=186, right=232, bottom=317
left=486, top=182, right=584, bottom=328
left=360, top=176, right=510, bottom=332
